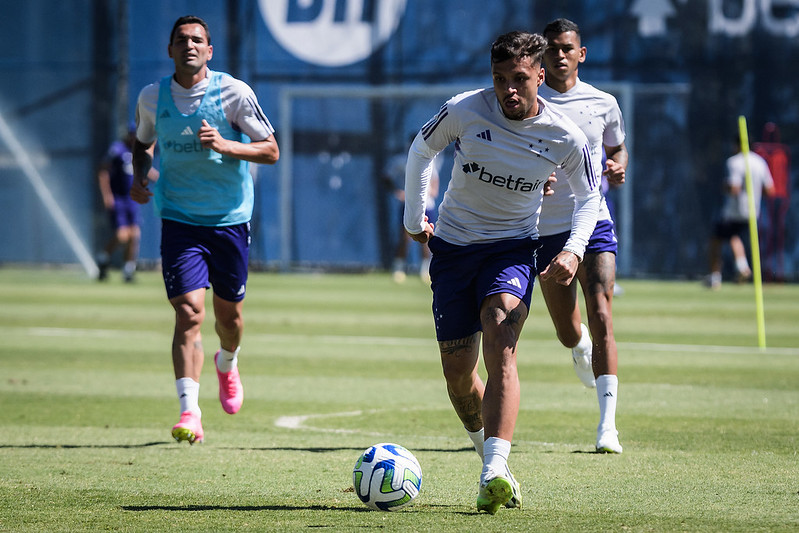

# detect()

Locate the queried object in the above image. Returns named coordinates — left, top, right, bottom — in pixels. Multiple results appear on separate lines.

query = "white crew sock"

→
left=466, top=427, right=485, bottom=460
left=481, top=437, right=511, bottom=483
left=216, top=346, right=240, bottom=374
left=596, top=374, right=618, bottom=431
left=176, top=377, right=200, bottom=415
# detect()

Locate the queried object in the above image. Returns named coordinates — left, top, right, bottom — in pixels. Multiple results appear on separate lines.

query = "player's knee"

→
left=174, top=302, right=205, bottom=329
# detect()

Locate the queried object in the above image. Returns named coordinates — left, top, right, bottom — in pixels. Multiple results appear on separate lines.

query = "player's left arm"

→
left=603, top=141, right=628, bottom=185
left=540, top=140, right=601, bottom=285
left=201, top=80, right=280, bottom=165
left=198, top=120, right=279, bottom=165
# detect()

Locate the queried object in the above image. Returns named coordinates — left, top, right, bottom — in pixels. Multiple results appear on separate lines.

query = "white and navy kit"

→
left=404, top=88, right=600, bottom=341
left=537, top=78, right=625, bottom=237
left=405, top=88, right=600, bottom=255
left=536, top=79, right=625, bottom=270
left=135, top=69, right=274, bottom=301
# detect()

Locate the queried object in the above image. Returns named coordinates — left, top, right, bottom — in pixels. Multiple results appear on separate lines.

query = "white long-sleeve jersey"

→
left=538, top=78, right=626, bottom=236
left=404, top=88, right=600, bottom=259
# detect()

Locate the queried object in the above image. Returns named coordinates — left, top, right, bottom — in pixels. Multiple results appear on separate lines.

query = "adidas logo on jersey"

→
left=159, top=110, right=171, bottom=119
left=476, top=129, right=492, bottom=141
left=180, top=126, right=194, bottom=136
left=506, top=277, right=522, bottom=289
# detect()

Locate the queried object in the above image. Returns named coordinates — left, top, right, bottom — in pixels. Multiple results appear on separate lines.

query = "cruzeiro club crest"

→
left=259, top=0, right=408, bottom=67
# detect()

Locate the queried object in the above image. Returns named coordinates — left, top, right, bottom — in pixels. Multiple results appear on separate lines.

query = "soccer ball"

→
left=352, top=443, right=422, bottom=511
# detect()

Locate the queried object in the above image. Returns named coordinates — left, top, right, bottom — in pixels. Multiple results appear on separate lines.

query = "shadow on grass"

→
left=223, top=446, right=475, bottom=454
left=0, top=442, right=169, bottom=449
left=0, top=443, right=475, bottom=453
left=121, top=504, right=370, bottom=512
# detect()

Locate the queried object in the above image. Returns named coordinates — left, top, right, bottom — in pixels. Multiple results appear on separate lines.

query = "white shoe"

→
left=596, top=428, right=623, bottom=454
left=572, top=324, right=596, bottom=388
left=504, top=467, right=522, bottom=509
left=613, top=282, right=624, bottom=296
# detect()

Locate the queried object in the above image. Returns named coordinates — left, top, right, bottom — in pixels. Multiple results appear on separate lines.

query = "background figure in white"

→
left=707, top=135, right=775, bottom=289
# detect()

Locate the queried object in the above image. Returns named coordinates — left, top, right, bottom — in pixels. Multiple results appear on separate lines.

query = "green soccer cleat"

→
left=476, top=476, right=513, bottom=515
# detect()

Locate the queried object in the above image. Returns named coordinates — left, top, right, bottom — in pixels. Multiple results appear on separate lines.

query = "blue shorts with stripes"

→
left=536, top=219, right=618, bottom=274
left=428, top=236, right=539, bottom=342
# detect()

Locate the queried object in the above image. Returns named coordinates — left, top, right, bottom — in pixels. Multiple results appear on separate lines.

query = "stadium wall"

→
left=0, top=0, right=796, bottom=281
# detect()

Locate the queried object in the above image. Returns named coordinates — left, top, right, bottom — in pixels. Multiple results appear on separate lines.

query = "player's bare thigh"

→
left=578, top=251, right=616, bottom=298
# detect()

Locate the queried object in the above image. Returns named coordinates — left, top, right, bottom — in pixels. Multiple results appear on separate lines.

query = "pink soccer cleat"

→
left=171, top=411, right=204, bottom=444
left=215, top=351, right=243, bottom=414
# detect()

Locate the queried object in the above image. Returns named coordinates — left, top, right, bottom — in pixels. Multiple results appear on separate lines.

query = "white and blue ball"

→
left=352, top=443, right=422, bottom=511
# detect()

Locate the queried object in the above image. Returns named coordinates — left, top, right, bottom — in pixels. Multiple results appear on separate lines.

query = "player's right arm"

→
left=131, top=140, right=155, bottom=204
left=404, top=96, right=463, bottom=243
left=130, top=86, right=158, bottom=205
left=404, top=133, right=437, bottom=243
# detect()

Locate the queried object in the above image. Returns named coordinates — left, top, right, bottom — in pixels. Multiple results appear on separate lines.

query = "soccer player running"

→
left=404, top=31, right=600, bottom=514
left=537, top=18, right=628, bottom=453
left=130, top=15, right=279, bottom=444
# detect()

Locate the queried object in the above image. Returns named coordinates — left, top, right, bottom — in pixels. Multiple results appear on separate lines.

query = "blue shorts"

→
left=108, top=195, right=140, bottom=229
left=428, top=236, right=538, bottom=341
left=537, top=219, right=618, bottom=274
left=160, top=219, right=250, bottom=302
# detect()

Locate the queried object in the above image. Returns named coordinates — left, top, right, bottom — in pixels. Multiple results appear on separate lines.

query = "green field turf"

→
left=0, top=268, right=797, bottom=532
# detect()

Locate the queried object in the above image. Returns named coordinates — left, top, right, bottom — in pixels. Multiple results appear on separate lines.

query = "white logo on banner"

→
left=259, top=0, right=408, bottom=67
left=630, top=0, right=799, bottom=38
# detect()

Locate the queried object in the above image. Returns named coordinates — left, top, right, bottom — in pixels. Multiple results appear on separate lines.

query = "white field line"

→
left=274, top=408, right=568, bottom=449
left=10, top=326, right=799, bottom=356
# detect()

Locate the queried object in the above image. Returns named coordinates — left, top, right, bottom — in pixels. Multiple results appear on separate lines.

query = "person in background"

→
left=131, top=15, right=279, bottom=444
left=384, top=137, right=440, bottom=283
left=706, top=135, right=774, bottom=289
left=97, top=123, right=149, bottom=282
left=404, top=31, right=599, bottom=514
left=537, top=18, right=628, bottom=454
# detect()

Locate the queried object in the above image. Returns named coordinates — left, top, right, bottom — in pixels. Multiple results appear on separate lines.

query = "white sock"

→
left=596, top=374, right=618, bottom=431
left=735, top=257, right=751, bottom=274
left=466, top=427, right=485, bottom=460
left=574, top=323, right=592, bottom=354
left=97, top=251, right=110, bottom=264
left=123, top=261, right=136, bottom=276
left=481, top=437, right=511, bottom=483
left=176, top=377, right=200, bottom=415
left=216, top=346, right=240, bottom=373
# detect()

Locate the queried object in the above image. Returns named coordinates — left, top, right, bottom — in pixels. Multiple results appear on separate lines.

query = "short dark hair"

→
left=543, top=18, right=581, bottom=42
left=170, top=15, right=211, bottom=45
left=490, top=31, right=547, bottom=66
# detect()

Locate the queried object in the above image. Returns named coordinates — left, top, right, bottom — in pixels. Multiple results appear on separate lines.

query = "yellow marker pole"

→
left=737, top=116, right=766, bottom=350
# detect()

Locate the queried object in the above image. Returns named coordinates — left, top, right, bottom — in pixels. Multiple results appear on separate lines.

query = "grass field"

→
left=0, top=267, right=797, bottom=532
